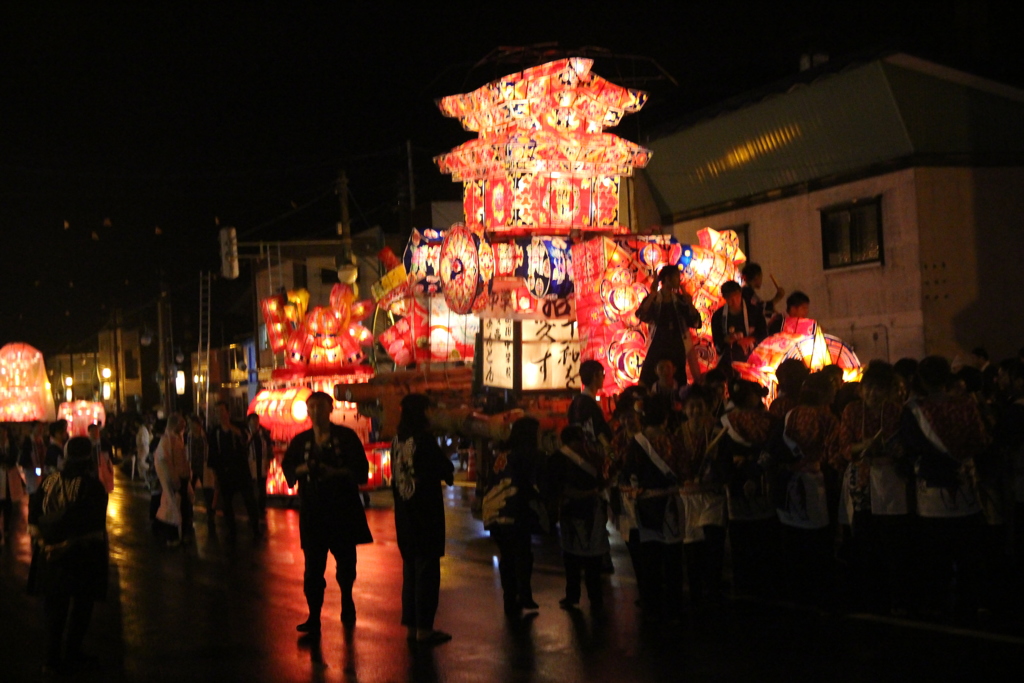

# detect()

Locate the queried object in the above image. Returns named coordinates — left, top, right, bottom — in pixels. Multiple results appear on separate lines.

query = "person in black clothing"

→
left=568, top=360, right=613, bottom=453
left=28, top=436, right=108, bottom=675
left=44, top=420, right=69, bottom=474
left=282, top=391, right=372, bottom=637
left=547, top=425, right=608, bottom=611
left=767, top=290, right=811, bottom=336
left=710, top=280, right=767, bottom=369
left=637, top=265, right=703, bottom=387
left=621, top=397, right=684, bottom=624
left=488, top=416, right=543, bottom=616
left=207, top=401, right=261, bottom=540
left=740, top=262, right=785, bottom=331
left=392, top=393, right=455, bottom=646
left=246, top=413, right=272, bottom=514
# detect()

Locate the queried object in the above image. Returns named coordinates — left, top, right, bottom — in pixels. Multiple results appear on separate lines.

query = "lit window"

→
left=820, top=197, right=883, bottom=269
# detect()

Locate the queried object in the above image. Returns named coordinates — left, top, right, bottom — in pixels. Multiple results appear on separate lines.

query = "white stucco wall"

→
left=672, top=168, right=925, bottom=363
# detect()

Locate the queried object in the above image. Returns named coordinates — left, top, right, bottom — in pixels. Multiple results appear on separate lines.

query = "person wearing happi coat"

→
left=391, top=393, right=455, bottom=646
left=546, top=425, right=609, bottom=611
left=283, top=391, right=372, bottom=637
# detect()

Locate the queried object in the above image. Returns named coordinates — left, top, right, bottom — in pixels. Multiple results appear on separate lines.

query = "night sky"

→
left=2, top=1, right=1021, bottom=354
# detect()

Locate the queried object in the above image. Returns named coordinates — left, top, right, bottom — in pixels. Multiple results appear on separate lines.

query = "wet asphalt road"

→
left=3, top=468, right=1024, bottom=683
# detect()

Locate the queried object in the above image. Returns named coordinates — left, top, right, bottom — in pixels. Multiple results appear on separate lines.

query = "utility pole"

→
left=337, top=169, right=352, bottom=265
left=406, top=139, right=416, bottom=213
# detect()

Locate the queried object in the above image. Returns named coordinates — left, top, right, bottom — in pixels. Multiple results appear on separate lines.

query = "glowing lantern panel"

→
left=57, top=401, right=107, bottom=437
left=0, top=343, right=56, bottom=422
left=436, top=58, right=651, bottom=236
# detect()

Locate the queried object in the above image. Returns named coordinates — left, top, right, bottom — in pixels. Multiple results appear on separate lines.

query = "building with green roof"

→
left=641, top=53, right=1024, bottom=362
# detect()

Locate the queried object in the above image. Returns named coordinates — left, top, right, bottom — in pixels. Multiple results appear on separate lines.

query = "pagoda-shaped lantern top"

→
left=435, top=58, right=651, bottom=237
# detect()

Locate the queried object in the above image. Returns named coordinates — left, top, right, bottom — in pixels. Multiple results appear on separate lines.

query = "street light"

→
left=63, top=376, right=73, bottom=387
left=101, top=367, right=112, bottom=379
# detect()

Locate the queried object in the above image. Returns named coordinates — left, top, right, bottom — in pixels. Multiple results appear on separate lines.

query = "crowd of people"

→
left=1, top=401, right=277, bottom=674
left=479, top=264, right=1024, bottom=631
left=7, top=263, right=1024, bottom=674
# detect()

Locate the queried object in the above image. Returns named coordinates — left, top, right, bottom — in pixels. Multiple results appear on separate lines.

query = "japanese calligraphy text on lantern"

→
left=521, top=319, right=580, bottom=391
left=482, top=318, right=516, bottom=389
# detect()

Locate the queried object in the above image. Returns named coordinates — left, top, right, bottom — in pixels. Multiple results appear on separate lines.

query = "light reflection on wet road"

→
left=3, top=471, right=1024, bottom=682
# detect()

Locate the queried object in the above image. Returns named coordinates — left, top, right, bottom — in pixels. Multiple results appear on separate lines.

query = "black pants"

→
left=203, top=486, right=216, bottom=527
left=44, top=591, right=93, bottom=666
left=178, top=477, right=193, bottom=536
left=492, top=525, right=534, bottom=608
left=401, top=553, right=441, bottom=630
left=302, top=531, right=357, bottom=623
left=255, top=477, right=267, bottom=513
left=219, top=477, right=260, bottom=537
left=684, top=525, right=726, bottom=607
left=916, top=514, right=983, bottom=620
left=0, top=497, right=12, bottom=534
left=780, top=525, right=833, bottom=607
left=636, top=540, right=684, bottom=620
left=728, top=517, right=780, bottom=598
left=849, top=512, right=912, bottom=612
left=563, top=552, right=603, bottom=606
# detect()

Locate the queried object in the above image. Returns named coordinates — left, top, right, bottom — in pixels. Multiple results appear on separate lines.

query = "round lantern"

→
left=607, top=328, right=647, bottom=388
left=439, top=225, right=482, bottom=315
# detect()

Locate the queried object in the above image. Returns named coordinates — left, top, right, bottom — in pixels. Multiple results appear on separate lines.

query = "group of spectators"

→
left=3, top=401, right=274, bottom=674
left=137, top=401, right=273, bottom=546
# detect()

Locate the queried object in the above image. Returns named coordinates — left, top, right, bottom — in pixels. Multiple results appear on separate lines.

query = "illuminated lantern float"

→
left=377, top=58, right=860, bottom=396
left=733, top=317, right=863, bottom=403
left=0, top=343, right=56, bottom=422
left=57, top=401, right=107, bottom=437
left=253, top=283, right=380, bottom=496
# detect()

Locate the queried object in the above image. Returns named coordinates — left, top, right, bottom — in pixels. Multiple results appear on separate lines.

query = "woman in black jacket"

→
left=28, top=436, right=109, bottom=674
left=392, top=393, right=455, bottom=646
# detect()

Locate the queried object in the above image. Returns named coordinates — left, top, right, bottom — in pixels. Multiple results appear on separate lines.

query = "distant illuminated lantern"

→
left=57, top=401, right=106, bottom=437
left=248, top=379, right=373, bottom=497
left=262, top=283, right=374, bottom=376
left=0, top=343, right=56, bottom=422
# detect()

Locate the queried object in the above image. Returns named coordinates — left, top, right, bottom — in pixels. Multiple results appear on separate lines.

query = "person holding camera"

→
left=282, top=391, right=372, bottom=639
left=637, top=265, right=702, bottom=387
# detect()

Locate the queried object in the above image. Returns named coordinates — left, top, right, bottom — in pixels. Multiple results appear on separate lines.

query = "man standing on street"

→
left=44, top=420, right=69, bottom=474
left=246, top=413, right=272, bottom=515
left=282, top=391, right=372, bottom=638
left=207, top=401, right=261, bottom=540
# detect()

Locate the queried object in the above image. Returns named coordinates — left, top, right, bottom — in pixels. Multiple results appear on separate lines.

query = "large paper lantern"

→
left=403, top=228, right=445, bottom=296
left=436, top=58, right=650, bottom=237
left=0, top=343, right=55, bottom=422
left=57, top=401, right=107, bottom=437
left=439, top=225, right=482, bottom=314
left=733, top=317, right=863, bottom=403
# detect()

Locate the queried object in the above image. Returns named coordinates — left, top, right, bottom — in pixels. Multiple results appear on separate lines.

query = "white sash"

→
left=721, top=413, right=752, bottom=447
left=634, top=433, right=673, bottom=478
left=560, top=446, right=597, bottom=479
left=907, top=400, right=949, bottom=455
